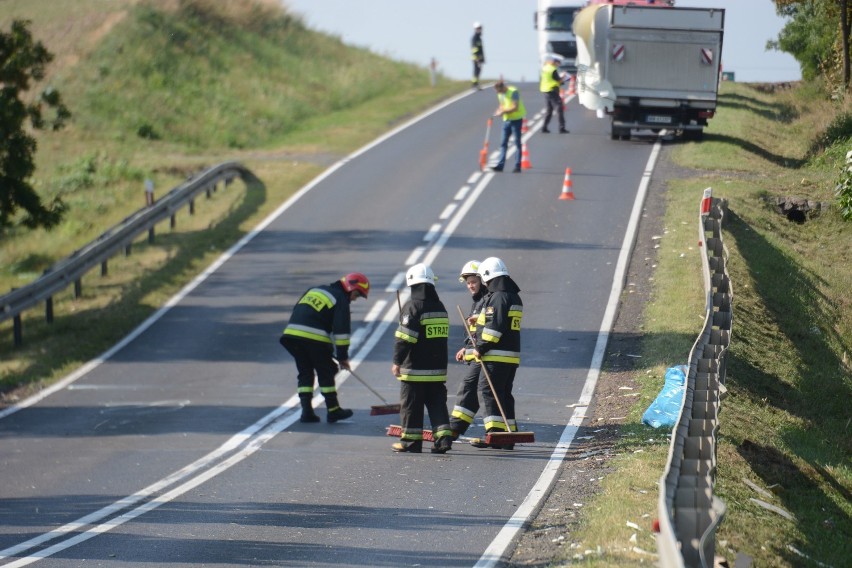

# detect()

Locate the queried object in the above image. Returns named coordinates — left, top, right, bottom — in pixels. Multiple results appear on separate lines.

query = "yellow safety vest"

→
left=498, top=86, right=526, bottom=121
left=540, top=63, right=560, bottom=92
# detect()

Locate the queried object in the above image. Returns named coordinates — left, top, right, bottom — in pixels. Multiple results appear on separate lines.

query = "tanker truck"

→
left=573, top=3, right=724, bottom=140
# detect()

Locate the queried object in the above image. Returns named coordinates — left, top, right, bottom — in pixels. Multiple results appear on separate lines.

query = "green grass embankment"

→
left=0, top=0, right=466, bottom=396
left=558, top=81, right=851, bottom=567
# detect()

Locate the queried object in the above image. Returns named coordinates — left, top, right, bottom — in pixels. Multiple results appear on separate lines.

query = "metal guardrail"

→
left=656, top=188, right=731, bottom=567
left=1, top=161, right=255, bottom=346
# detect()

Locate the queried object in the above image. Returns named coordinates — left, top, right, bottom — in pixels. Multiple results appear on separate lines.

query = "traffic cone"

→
left=521, top=143, right=532, bottom=170
left=521, top=118, right=528, bottom=134
left=567, top=75, right=576, bottom=96
left=559, top=167, right=575, bottom=200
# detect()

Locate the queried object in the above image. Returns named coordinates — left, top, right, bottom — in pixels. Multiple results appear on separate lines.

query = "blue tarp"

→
left=642, top=365, right=687, bottom=429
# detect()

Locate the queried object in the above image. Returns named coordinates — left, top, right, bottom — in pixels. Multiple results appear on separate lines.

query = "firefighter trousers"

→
left=398, top=381, right=453, bottom=444
left=479, top=361, right=517, bottom=432
left=450, top=362, right=482, bottom=435
left=279, top=335, right=342, bottom=409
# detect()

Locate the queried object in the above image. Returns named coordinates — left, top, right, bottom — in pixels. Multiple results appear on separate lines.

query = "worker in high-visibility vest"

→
left=540, top=55, right=569, bottom=134
left=490, top=81, right=526, bottom=173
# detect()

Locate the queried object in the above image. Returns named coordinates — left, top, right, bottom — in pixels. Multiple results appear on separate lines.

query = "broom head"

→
left=370, top=403, right=401, bottom=416
left=485, top=431, right=535, bottom=445
left=386, top=424, right=434, bottom=442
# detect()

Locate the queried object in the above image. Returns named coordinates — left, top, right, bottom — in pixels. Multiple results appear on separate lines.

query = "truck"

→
left=573, top=3, right=724, bottom=141
left=534, top=0, right=583, bottom=73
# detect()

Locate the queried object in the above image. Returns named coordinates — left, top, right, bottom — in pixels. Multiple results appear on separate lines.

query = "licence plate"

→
left=646, top=115, right=672, bottom=124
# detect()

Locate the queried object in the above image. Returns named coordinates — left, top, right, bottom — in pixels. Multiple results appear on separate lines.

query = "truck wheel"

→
left=683, top=129, right=704, bottom=141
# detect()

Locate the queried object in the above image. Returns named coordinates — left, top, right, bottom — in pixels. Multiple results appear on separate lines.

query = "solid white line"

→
left=473, top=136, right=663, bottom=568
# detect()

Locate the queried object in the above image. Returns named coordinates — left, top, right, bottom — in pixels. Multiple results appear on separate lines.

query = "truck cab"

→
left=535, top=0, right=583, bottom=73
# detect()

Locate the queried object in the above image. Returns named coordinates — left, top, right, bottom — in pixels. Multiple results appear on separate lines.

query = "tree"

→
left=770, top=0, right=851, bottom=88
left=0, top=19, right=70, bottom=233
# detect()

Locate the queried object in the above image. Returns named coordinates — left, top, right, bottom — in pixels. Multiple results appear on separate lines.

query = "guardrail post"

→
left=170, top=214, right=176, bottom=229
left=46, top=296, right=54, bottom=323
left=145, top=178, right=155, bottom=207
left=148, top=227, right=155, bottom=244
left=13, top=313, right=22, bottom=346
left=189, top=198, right=195, bottom=215
left=74, top=279, right=82, bottom=299
left=125, top=243, right=132, bottom=256
left=101, top=260, right=108, bottom=276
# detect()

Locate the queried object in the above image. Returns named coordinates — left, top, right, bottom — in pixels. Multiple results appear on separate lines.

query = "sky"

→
left=282, top=0, right=801, bottom=84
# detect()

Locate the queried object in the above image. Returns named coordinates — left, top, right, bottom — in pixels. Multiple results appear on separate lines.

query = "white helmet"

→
left=459, top=260, right=481, bottom=282
left=406, top=263, right=436, bottom=286
left=473, top=21, right=482, bottom=29
left=478, top=257, right=508, bottom=283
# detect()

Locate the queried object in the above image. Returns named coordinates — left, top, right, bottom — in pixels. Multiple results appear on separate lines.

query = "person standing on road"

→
left=280, top=273, right=370, bottom=424
left=471, top=22, right=485, bottom=90
left=540, top=55, right=569, bottom=134
left=450, top=260, right=488, bottom=438
left=491, top=81, right=526, bottom=173
left=391, top=263, right=454, bottom=454
left=469, top=257, right=523, bottom=450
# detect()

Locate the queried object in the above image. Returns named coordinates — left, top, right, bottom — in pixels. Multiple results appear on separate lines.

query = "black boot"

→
left=431, top=436, right=453, bottom=454
left=327, top=406, right=353, bottom=423
left=299, top=396, right=320, bottom=423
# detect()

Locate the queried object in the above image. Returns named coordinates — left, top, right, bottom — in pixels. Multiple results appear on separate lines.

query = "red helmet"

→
left=340, top=272, right=370, bottom=298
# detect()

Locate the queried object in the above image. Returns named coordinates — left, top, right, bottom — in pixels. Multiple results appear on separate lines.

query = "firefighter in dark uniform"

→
left=280, top=272, right=370, bottom=423
left=469, top=257, right=523, bottom=450
left=450, top=260, right=488, bottom=438
left=471, top=22, right=485, bottom=90
left=391, top=263, right=454, bottom=454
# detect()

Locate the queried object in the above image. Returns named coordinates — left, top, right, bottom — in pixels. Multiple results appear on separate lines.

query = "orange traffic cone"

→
left=559, top=168, right=575, bottom=200
left=521, top=143, right=532, bottom=170
left=567, top=75, right=576, bottom=96
left=521, top=118, right=528, bottom=134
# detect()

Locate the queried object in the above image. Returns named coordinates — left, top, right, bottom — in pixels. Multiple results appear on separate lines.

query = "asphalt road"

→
left=0, top=85, right=660, bottom=567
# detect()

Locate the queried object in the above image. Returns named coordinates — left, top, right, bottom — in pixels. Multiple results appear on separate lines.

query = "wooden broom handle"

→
left=456, top=305, right=511, bottom=429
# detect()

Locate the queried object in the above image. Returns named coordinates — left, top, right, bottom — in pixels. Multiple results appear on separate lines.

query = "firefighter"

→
left=280, top=272, right=370, bottom=423
left=471, top=22, right=485, bottom=90
left=469, top=257, right=523, bottom=450
left=391, top=263, right=454, bottom=454
left=450, top=260, right=488, bottom=438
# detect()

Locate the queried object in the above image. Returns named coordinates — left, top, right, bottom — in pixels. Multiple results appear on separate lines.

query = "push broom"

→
left=345, top=367, right=400, bottom=415
left=456, top=305, right=535, bottom=446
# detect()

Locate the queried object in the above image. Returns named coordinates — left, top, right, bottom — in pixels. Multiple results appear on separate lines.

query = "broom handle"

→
left=348, top=367, right=392, bottom=406
left=456, top=305, right=511, bottom=430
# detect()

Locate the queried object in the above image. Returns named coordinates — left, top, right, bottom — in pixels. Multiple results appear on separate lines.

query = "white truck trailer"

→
left=573, top=3, right=725, bottom=140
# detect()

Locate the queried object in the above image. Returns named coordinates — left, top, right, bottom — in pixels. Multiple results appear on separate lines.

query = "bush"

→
left=834, top=150, right=852, bottom=220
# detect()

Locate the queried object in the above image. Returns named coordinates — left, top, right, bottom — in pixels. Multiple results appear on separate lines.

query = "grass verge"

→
left=555, top=81, right=851, bottom=567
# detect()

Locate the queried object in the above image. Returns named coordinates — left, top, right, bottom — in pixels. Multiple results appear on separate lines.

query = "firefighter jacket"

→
left=461, top=287, right=488, bottom=363
left=475, top=276, right=522, bottom=365
left=393, top=284, right=449, bottom=382
left=282, top=281, right=352, bottom=361
left=471, top=31, right=484, bottom=63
